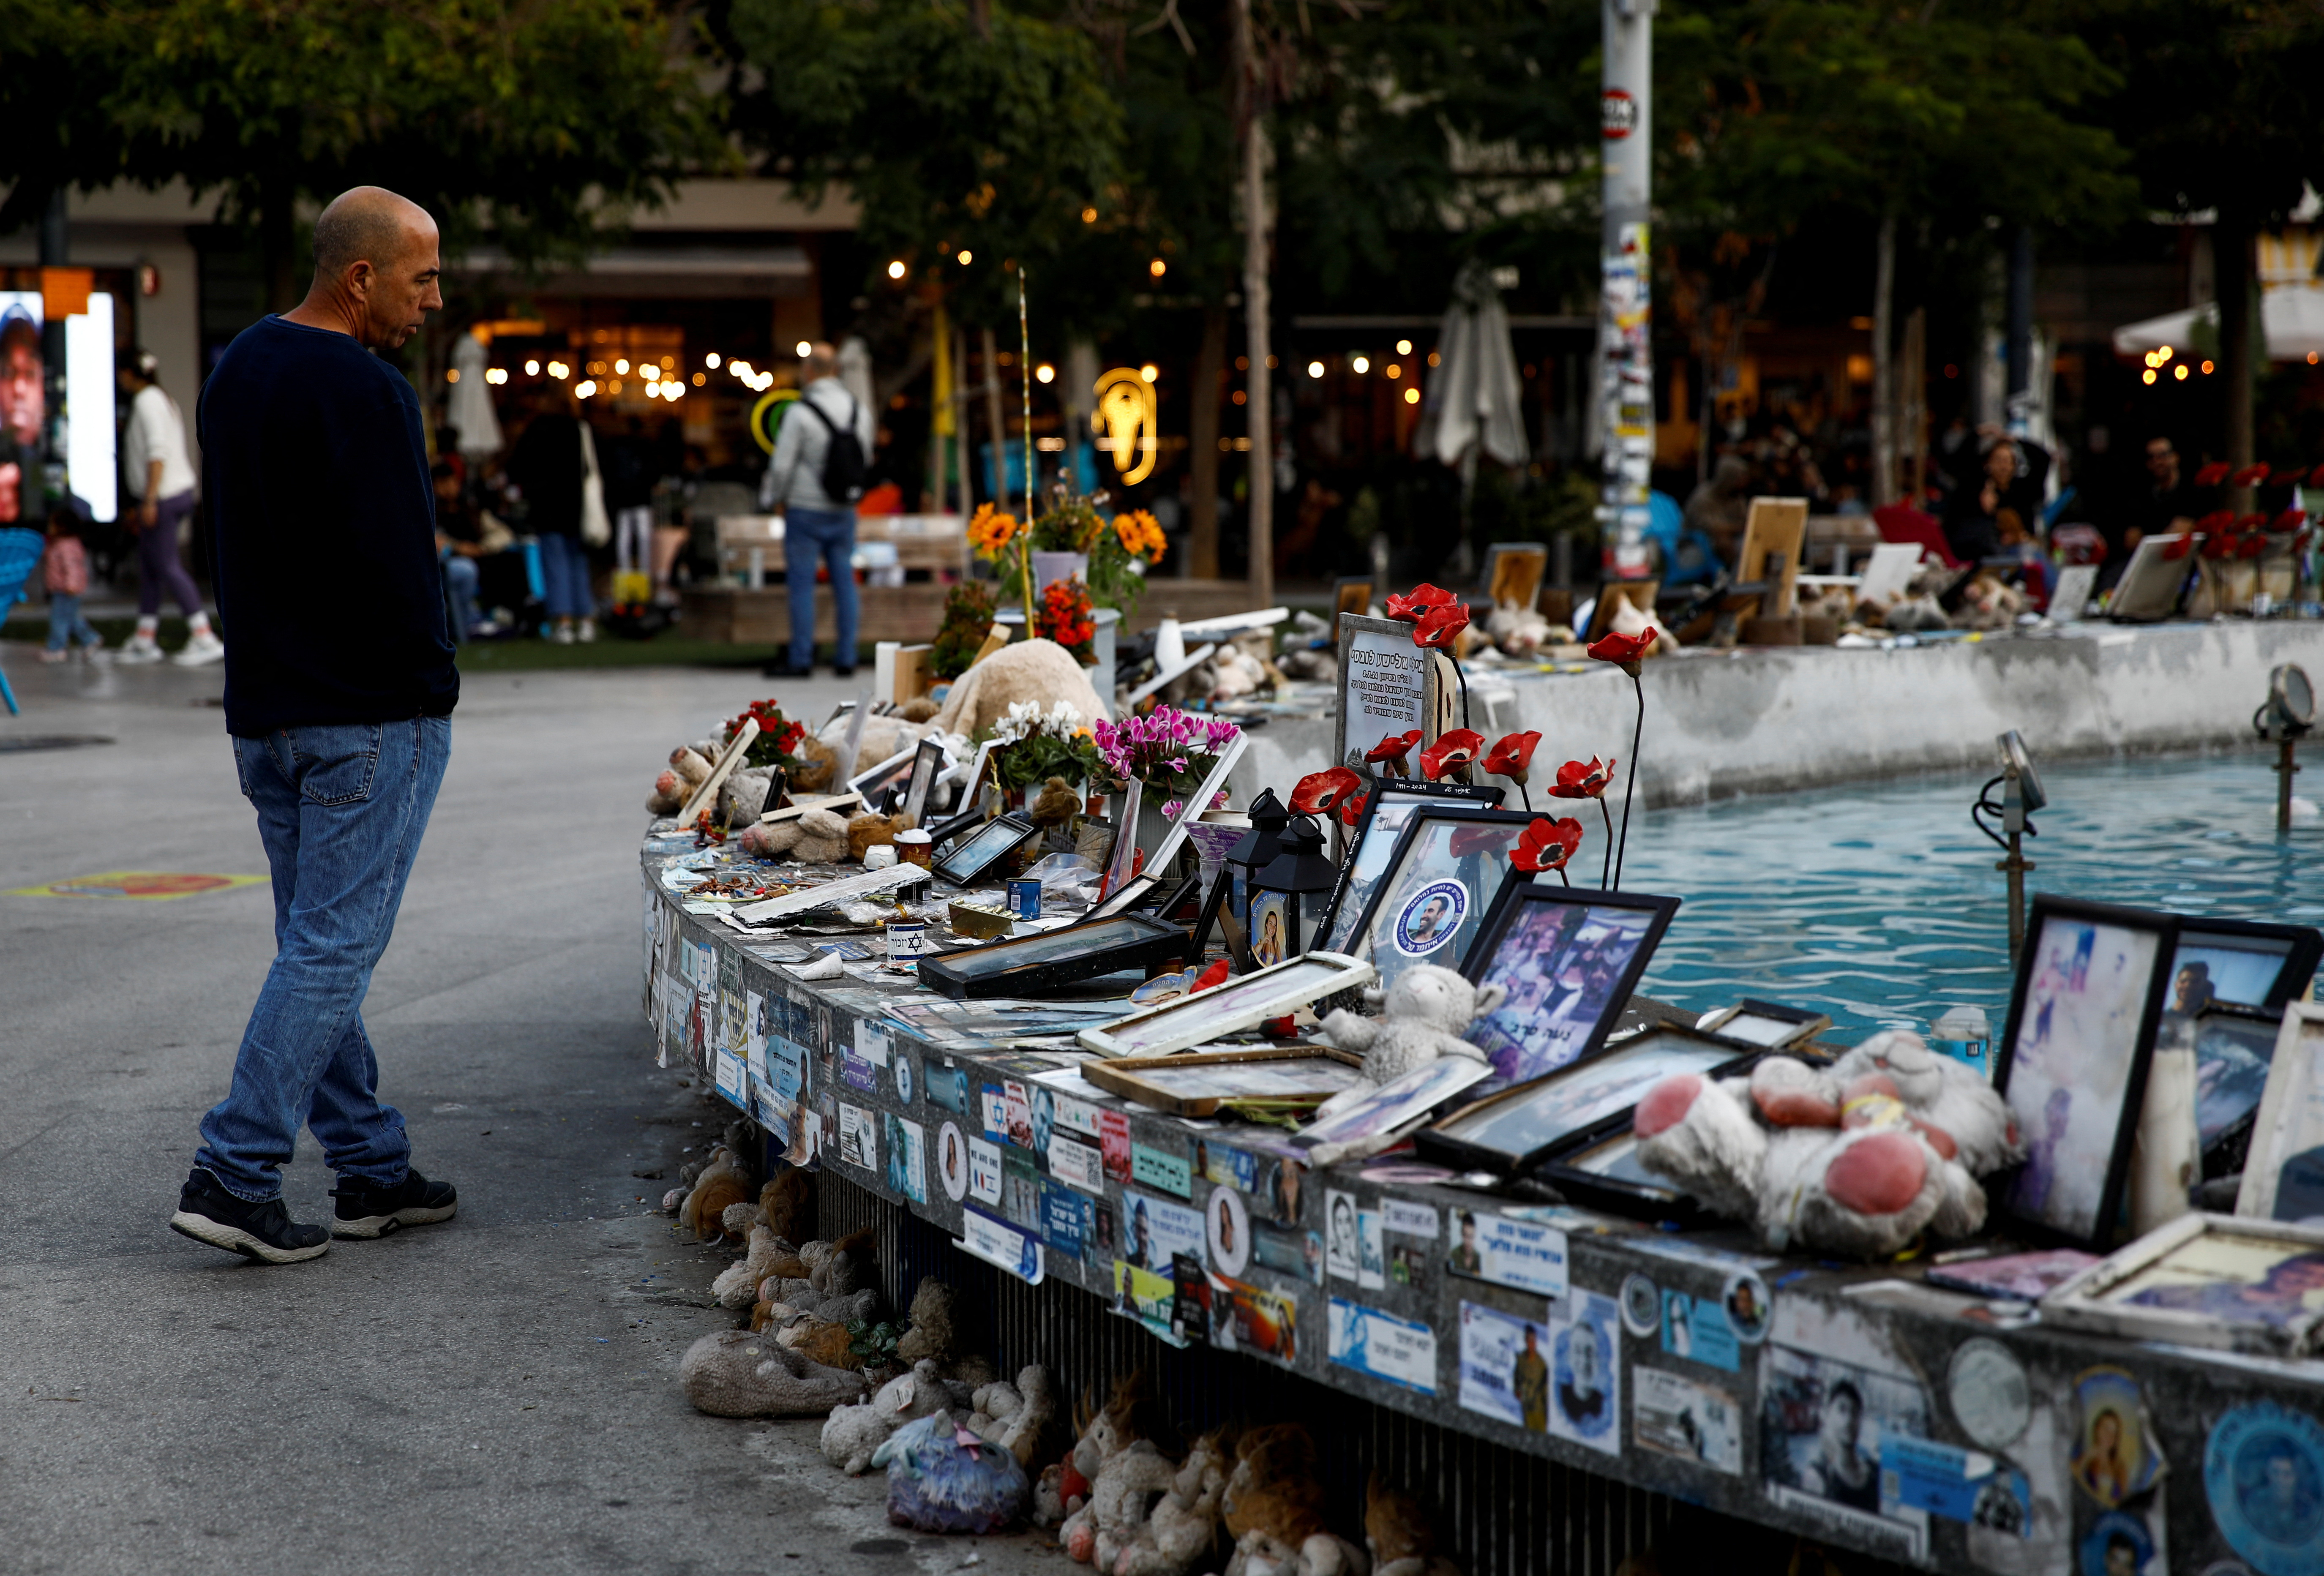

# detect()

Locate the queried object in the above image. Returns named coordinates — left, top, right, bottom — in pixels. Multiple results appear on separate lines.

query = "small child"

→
left=39, top=518, right=105, bottom=663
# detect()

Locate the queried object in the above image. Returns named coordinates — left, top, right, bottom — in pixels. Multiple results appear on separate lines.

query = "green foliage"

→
left=930, top=580, right=1000, bottom=681
left=981, top=725, right=1104, bottom=793
left=846, top=1318, right=903, bottom=1368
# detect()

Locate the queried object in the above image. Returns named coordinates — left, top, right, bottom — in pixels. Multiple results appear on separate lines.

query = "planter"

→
left=1031, top=551, right=1089, bottom=597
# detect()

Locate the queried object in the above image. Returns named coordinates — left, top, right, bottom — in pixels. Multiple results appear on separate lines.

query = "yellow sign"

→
left=6, top=872, right=267, bottom=901
left=1092, top=368, right=1158, bottom=486
left=750, top=387, right=800, bottom=454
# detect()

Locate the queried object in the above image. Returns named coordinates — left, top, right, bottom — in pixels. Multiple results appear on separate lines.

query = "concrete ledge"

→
left=1239, top=621, right=2324, bottom=811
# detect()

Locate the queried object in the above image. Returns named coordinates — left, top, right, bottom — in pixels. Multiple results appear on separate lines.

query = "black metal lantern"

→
left=1219, top=787, right=1290, bottom=938
left=1249, top=813, right=1339, bottom=964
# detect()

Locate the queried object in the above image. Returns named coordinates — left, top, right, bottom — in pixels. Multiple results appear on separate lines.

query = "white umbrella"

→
left=1416, top=261, right=1529, bottom=468
left=447, top=332, right=503, bottom=457
left=2111, top=286, right=2324, bottom=363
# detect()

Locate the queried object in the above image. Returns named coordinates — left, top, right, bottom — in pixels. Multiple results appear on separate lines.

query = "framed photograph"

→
left=2107, top=533, right=2197, bottom=622
left=1921, top=1247, right=2100, bottom=1302
left=1582, top=580, right=1658, bottom=643
left=915, top=912, right=1189, bottom=1001
left=900, top=736, right=948, bottom=828
left=1099, top=790, right=1144, bottom=903
left=2039, top=1211, right=2324, bottom=1357
left=1089, top=870, right=1163, bottom=921
left=1332, top=578, right=1374, bottom=622
left=1078, top=950, right=1374, bottom=1059
left=1991, top=895, right=2181, bottom=1251
left=1189, top=859, right=1236, bottom=955
left=1080, top=1045, right=1367, bottom=1117
left=1334, top=612, right=1443, bottom=774
left=1341, top=805, right=1539, bottom=993
left=2235, top=1004, right=2324, bottom=1221
left=848, top=744, right=918, bottom=806
left=929, top=812, right=1040, bottom=888
left=2194, top=1004, right=2286, bottom=1171
left=1315, top=781, right=1503, bottom=956
left=1457, top=883, right=1682, bottom=1089
left=1293, top=1055, right=1495, bottom=1153
left=1696, top=999, right=1831, bottom=1050
left=1484, top=542, right=1548, bottom=612
left=2167, top=919, right=2324, bottom=1014
left=950, top=738, right=999, bottom=806
left=679, top=717, right=760, bottom=822
left=1140, top=733, right=1250, bottom=883
left=1416, top=1024, right=1758, bottom=1178
left=1534, top=1109, right=1706, bottom=1223
left=923, top=803, right=987, bottom=851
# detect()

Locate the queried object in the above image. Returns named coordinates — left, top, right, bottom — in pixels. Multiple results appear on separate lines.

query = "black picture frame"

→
left=1339, top=804, right=1543, bottom=992
left=2192, top=1002, right=2289, bottom=1181
left=925, top=804, right=987, bottom=853
left=930, top=812, right=1040, bottom=887
left=1414, top=1023, right=1758, bottom=1178
left=2166, top=916, right=2324, bottom=1013
left=1088, top=870, right=1163, bottom=920
left=1189, top=858, right=1236, bottom=955
left=1313, top=780, right=1505, bottom=954
left=1454, top=881, right=1684, bottom=1090
left=1991, top=894, right=2181, bottom=1252
left=916, top=912, right=1189, bottom=1000
left=901, top=737, right=948, bottom=829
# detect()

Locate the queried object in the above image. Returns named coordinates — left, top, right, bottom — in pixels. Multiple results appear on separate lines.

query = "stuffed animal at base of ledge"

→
left=648, top=745, right=714, bottom=815
left=967, top=1365, right=1058, bottom=1468
left=1633, top=1029, right=2022, bottom=1258
left=1366, top=1473, right=1459, bottom=1576
left=1064, top=1442, right=1180, bottom=1567
left=822, top=1359, right=962, bottom=1474
left=679, top=1145, right=755, bottom=1241
left=1113, top=1426, right=1235, bottom=1576
left=1314, top=966, right=1501, bottom=1119
left=894, top=1279, right=1001, bottom=1390
left=1223, top=1529, right=1372, bottom=1576
left=876, top=1410, right=1031, bottom=1534
left=1485, top=601, right=1552, bottom=658
left=1041, top=1371, right=1173, bottom=1531
left=679, top=1329, right=866, bottom=1417
left=739, top=807, right=852, bottom=863
left=1221, top=1425, right=1328, bottom=1551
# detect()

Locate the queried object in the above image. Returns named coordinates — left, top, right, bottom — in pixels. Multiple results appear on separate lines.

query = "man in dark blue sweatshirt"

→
left=171, top=186, right=461, bottom=1263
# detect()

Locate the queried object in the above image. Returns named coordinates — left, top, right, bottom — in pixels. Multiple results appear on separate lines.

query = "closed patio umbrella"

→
left=1416, top=260, right=1529, bottom=469
left=2111, top=286, right=2324, bottom=363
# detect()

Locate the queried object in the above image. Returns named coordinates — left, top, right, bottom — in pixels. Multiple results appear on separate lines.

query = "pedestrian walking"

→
left=37, top=515, right=104, bottom=662
left=507, top=385, right=599, bottom=643
left=760, top=341, right=870, bottom=677
left=172, top=185, right=461, bottom=1264
left=115, top=347, right=224, bottom=666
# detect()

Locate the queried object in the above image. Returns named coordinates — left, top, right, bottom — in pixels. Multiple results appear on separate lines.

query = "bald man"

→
left=760, top=340, right=871, bottom=677
left=173, top=186, right=460, bottom=1263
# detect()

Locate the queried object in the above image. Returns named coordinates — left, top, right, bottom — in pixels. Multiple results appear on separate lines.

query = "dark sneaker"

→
left=330, top=1169, right=458, bottom=1239
left=170, top=1169, right=331, bottom=1264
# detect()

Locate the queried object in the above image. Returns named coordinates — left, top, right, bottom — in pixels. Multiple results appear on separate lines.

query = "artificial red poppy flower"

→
left=2239, top=535, right=2267, bottom=559
left=2201, top=532, right=2233, bottom=559
left=2234, top=463, right=2273, bottom=487
left=1450, top=823, right=1515, bottom=859
left=1510, top=816, right=1584, bottom=874
left=1587, top=627, right=1658, bottom=676
left=1291, top=766, right=1364, bottom=816
left=2273, top=510, right=2309, bottom=534
left=2239, top=513, right=2269, bottom=532
left=1339, top=791, right=1369, bottom=829
left=1482, top=730, right=1544, bottom=784
left=1365, top=730, right=1423, bottom=772
left=2196, top=510, right=2237, bottom=534
left=2309, top=464, right=2324, bottom=488
left=1548, top=756, right=1615, bottom=799
left=2160, top=535, right=2195, bottom=561
left=1383, top=583, right=1457, bottom=622
left=1410, top=601, right=1472, bottom=651
left=1190, top=957, right=1232, bottom=993
left=1418, top=728, right=1484, bottom=780
left=2195, top=462, right=2233, bottom=486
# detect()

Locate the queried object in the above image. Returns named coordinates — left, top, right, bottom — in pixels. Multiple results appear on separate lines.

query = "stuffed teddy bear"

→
left=1221, top=1425, right=1328, bottom=1550
left=680, top=1145, right=754, bottom=1241
left=967, top=1365, right=1057, bottom=1469
left=648, top=745, right=714, bottom=816
left=892, top=1279, right=1001, bottom=1391
left=822, top=1359, right=960, bottom=1475
left=713, top=1225, right=799, bottom=1308
left=848, top=811, right=910, bottom=862
left=739, top=807, right=852, bottom=864
left=1222, top=1530, right=1371, bottom=1576
left=679, top=1329, right=866, bottom=1417
left=1365, top=1473, right=1458, bottom=1576
left=876, top=1410, right=1031, bottom=1534
left=932, top=637, right=1111, bottom=737
left=1485, top=601, right=1552, bottom=659
left=1064, top=1442, right=1181, bottom=1568
left=718, top=766, right=780, bottom=826
left=1113, top=1428, right=1234, bottom=1576
left=1633, top=1029, right=2022, bottom=1258
left=1043, top=1372, right=1173, bottom=1532
left=1315, top=966, right=1504, bottom=1115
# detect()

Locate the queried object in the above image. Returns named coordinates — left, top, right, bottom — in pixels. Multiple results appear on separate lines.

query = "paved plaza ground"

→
left=0, top=650, right=1062, bottom=1576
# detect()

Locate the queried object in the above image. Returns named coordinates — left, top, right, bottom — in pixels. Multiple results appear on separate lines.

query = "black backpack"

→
left=799, top=393, right=867, bottom=504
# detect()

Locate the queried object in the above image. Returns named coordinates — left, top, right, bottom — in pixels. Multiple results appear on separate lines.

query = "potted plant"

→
left=1092, top=705, right=1244, bottom=818
left=972, top=487, right=1167, bottom=619
left=985, top=700, right=1105, bottom=808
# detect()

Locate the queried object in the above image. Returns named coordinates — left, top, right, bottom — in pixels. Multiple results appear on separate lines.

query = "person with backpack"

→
left=759, top=340, right=870, bottom=677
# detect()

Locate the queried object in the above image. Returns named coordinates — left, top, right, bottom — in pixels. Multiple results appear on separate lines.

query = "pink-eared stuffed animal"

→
left=1632, top=1030, right=2022, bottom=1259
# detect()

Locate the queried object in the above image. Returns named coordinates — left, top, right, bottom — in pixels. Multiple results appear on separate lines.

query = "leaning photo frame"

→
left=1455, top=881, right=1683, bottom=1091
left=1334, top=613, right=1443, bottom=774
left=901, top=736, right=949, bottom=828
left=1078, top=951, right=1374, bottom=1060
left=1313, top=780, right=1503, bottom=956
left=1991, top=894, right=2181, bottom=1251
left=2165, top=917, right=2324, bottom=1014
left=2038, top=1211, right=2324, bottom=1358
left=1339, top=804, right=1537, bottom=994
left=2233, top=1003, right=2324, bottom=1221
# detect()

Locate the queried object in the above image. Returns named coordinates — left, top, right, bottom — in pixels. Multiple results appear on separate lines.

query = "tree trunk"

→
left=1189, top=305, right=1227, bottom=578
left=2217, top=212, right=2257, bottom=515
left=980, top=326, right=1008, bottom=515
left=1871, top=210, right=1898, bottom=508
left=1901, top=306, right=1928, bottom=502
left=1236, top=0, right=1273, bottom=607
left=261, top=176, right=298, bottom=313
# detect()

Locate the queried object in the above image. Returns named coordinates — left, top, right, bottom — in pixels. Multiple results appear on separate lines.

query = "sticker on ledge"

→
left=1457, top=1299, right=1552, bottom=1433
left=2206, top=1400, right=2324, bottom=1576
left=883, top=1114, right=926, bottom=1204
left=1447, top=1208, right=1569, bottom=1300
left=1661, top=1289, right=1740, bottom=1372
left=968, top=1136, right=1004, bottom=1207
left=1759, top=1342, right=1932, bottom=1562
left=1946, top=1339, right=2032, bottom=1453
left=1620, top=1273, right=1661, bottom=1337
left=1329, top=1297, right=1439, bottom=1395
left=1634, top=1365, right=1742, bottom=1475
left=1121, top=1190, right=1206, bottom=1274
left=713, top=1047, right=748, bottom=1108
left=1048, top=1133, right=1106, bottom=1195
left=957, top=1208, right=1043, bottom=1285
left=2071, top=1366, right=2166, bottom=1509
left=1111, top=1259, right=1184, bottom=1347
left=1383, top=1197, right=1439, bottom=1240
left=1722, top=1270, right=1771, bottom=1344
left=937, top=1121, right=969, bottom=1202
left=837, top=1102, right=878, bottom=1170
left=1882, top=1437, right=2031, bottom=1538
left=1099, top=1110, right=1134, bottom=1182
left=1207, top=1186, right=1251, bottom=1278
left=1547, top=1291, right=1622, bottom=1457
left=1133, top=1142, right=1193, bottom=1199
left=2078, top=1511, right=2160, bottom=1576
left=1211, top=1273, right=1298, bottom=1366
left=1326, top=1190, right=1361, bottom=1282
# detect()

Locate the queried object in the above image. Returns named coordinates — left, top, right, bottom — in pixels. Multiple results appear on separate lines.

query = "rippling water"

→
left=1608, top=749, right=2323, bottom=1039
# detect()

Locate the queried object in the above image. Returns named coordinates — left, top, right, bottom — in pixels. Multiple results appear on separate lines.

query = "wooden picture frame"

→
left=1735, top=496, right=1808, bottom=617
left=1314, top=780, right=1503, bottom=957
left=1991, top=895, right=2181, bottom=1251
left=1080, top=1044, right=1367, bottom=1118
left=1142, top=733, right=1250, bottom=881
left=2038, top=1211, right=2324, bottom=1357
left=1334, top=613, right=1443, bottom=774
left=1696, top=998, right=1833, bottom=1050
left=679, top=717, right=759, bottom=823
left=1333, top=578, right=1374, bottom=622
left=1582, top=579, right=1660, bottom=644
left=1483, top=542, right=1548, bottom=611
left=758, top=788, right=865, bottom=826
left=2234, top=1003, right=2324, bottom=1220
left=2107, top=534, right=2198, bottom=623
left=1078, top=950, right=1374, bottom=1059
left=1456, top=881, right=1684, bottom=1089
left=930, top=811, right=1040, bottom=887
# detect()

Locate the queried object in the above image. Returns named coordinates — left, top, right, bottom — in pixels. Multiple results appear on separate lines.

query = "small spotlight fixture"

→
left=2258, top=664, right=2315, bottom=832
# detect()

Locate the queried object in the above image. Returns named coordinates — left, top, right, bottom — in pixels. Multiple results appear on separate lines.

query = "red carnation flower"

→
left=1549, top=756, right=1615, bottom=799
left=1418, top=728, right=1484, bottom=781
left=1365, top=730, right=1423, bottom=773
left=1511, top=816, right=1584, bottom=874
left=1482, top=731, right=1543, bottom=784
left=1411, top=601, right=1472, bottom=651
left=1291, top=766, right=1364, bottom=816
left=1383, top=584, right=1457, bottom=622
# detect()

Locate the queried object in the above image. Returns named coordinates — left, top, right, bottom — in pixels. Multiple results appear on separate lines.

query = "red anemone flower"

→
left=1482, top=730, right=1544, bottom=784
left=1365, top=729, right=1423, bottom=773
left=2234, top=463, right=2273, bottom=487
left=1383, top=583, right=1457, bottom=622
left=1339, top=791, right=1369, bottom=828
left=1411, top=601, right=1472, bottom=651
left=1291, top=766, right=1364, bottom=816
left=2195, top=462, right=2233, bottom=487
left=1418, top=728, right=1484, bottom=781
left=1548, top=756, right=1615, bottom=799
left=1587, top=627, right=1658, bottom=676
left=1511, top=816, right=1585, bottom=874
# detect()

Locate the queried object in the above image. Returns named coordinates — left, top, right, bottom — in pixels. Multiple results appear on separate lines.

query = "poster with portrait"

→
left=1457, top=1300, right=1553, bottom=1434
left=1120, top=1189, right=1206, bottom=1274
left=1545, top=1291, right=1622, bottom=1457
left=1347, top=812, right=1533, bottom=992
left=1995, top=902, right=2175, bottom=1247
left=1634, top=1366, right=1743, bottom=1475
left=1465, top=900, right=1667, bottom=1085
left=2069, top=1367, right=2163, bottom=1510
left=2204, top=1400, right=2324, bottom=1576
left=1759, top=1343, right=1932, bottom=1560
left=884, top=1113, right=927, bottom=1204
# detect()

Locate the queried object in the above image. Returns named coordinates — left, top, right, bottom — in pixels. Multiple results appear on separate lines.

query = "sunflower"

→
left=968, top=502, right=1019, bottom=558
left=1114, top=508, right=1167, bottom=564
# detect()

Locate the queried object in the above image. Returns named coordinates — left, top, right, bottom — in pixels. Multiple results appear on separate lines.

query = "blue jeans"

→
left=443, top=554, right=480, bottom=638
left=785, top=505, right=857, bottom=668
left=46, top=592, right=99, bottom=651
left=195, top=717, right=452, bottom=1201
left=535, top=531, right=592, bottom=621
